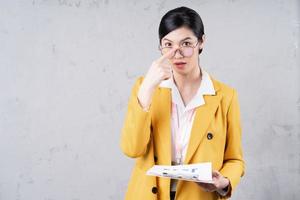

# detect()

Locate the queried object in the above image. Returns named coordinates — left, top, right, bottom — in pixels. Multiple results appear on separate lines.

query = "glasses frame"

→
left=158, top=40, right=200, bottom=58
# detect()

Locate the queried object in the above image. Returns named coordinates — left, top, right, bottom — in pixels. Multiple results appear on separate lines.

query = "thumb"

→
left=212, top=170, right=221, bottom=178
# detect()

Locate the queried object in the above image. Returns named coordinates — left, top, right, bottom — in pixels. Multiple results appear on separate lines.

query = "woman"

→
left=120, top=6, right=245, bottom=200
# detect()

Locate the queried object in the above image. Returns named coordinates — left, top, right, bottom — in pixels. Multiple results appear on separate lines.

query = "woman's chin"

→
left=173, top=67, right=191, bottom=76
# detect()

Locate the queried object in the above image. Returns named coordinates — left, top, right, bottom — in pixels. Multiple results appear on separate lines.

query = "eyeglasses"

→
left=158, top=40, right=199, bottom=58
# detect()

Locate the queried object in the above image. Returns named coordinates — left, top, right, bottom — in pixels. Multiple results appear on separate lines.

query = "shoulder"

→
left=134, top=76, right=145, bottom=86
left=210, top=76, right=238, bottom=104
left=129, top=76, right=145, bottom=92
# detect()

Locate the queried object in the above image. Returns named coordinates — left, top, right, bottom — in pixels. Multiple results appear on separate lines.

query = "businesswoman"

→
left=120, top=6, right=245, bottom=200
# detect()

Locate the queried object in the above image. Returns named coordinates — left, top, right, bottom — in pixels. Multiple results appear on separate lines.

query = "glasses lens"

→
left=182, top=47, right=193, bottom=57
left=161, top=46, right=194, bottom=57
left=161, top=47, right=174, bottom=56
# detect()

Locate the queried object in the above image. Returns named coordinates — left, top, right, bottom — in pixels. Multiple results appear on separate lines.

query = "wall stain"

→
left=270, top=124, right=294, bottom=137
left=144, top=5, right=151, bottom=11
left=125, top=70, right=136, bottom=80
left=16, top=182, right=20, bottom=200
left=156, top=0, right=166, bottom=12
left=52, top=44, right=56, bottom=54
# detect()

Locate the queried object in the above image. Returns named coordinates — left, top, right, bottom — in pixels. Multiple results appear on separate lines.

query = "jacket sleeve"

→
left=120, top=76, right=152, bottom=158
left=219, top=89, right=245, bottom=199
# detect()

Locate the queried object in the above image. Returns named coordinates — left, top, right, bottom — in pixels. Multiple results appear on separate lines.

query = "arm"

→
left=120, top=48, right=176, bottom=158
left=120, top=77, right=152, bottom=158
left=218, top=89, right=245, bottom=199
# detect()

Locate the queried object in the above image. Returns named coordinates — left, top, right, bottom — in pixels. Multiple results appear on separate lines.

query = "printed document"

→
left=146, top=162, right=213, bottom=183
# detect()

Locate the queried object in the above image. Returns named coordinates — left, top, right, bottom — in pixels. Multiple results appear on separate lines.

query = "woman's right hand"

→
left=137, top=48, right=177, bottom=111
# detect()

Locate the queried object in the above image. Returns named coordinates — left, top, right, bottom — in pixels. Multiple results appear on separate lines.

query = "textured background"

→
left=0, top=0, right=299, bottom=199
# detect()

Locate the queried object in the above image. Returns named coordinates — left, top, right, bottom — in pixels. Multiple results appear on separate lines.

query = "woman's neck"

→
left=173, top=65, right=202, bottom=91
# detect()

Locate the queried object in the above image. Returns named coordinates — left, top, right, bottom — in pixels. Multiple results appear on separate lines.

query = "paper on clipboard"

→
left=146, top=162, right=213, bottom=183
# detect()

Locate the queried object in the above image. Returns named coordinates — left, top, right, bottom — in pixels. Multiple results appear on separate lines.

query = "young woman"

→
left=120, top=6, right=245, bottom=200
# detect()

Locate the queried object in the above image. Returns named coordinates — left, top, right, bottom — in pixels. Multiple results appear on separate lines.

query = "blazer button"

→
left=152, top=186, right=158, bottom=194
left=207, top=132, right=213, bottom=140
left=154, top=156, right=158, bottom=162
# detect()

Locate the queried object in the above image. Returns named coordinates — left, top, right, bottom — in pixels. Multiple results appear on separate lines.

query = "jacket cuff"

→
left=216, top=181, right=232, bottom=199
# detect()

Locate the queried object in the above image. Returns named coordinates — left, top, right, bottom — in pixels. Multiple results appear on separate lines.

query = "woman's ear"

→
left=199, top=34, right=206, bottom=50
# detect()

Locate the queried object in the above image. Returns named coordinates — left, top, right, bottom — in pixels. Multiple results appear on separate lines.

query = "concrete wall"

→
left=0, top=0, right=299, bottom=199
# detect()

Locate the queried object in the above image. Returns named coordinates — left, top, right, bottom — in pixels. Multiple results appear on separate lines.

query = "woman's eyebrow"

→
left=163, top=37, right=193, bottom=42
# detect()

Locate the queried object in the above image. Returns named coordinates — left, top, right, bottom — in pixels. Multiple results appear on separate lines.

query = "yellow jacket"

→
left=120, top=75, right=245, bottom=200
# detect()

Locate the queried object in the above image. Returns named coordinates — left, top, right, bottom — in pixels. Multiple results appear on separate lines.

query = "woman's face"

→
left=160, top=26, right=205, bottom=76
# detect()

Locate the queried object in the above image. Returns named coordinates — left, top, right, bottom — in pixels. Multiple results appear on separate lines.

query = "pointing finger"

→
left=157, top=47, right=177, bottom=63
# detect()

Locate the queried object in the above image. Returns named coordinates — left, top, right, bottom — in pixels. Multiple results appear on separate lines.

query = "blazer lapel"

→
left=184, top=78, right=222, bottom=164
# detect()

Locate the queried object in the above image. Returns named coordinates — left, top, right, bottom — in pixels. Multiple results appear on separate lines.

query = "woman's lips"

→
left=174, top=62, right=186, bottom=69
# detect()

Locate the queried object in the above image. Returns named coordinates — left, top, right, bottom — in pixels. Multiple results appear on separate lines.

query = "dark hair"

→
left=158, top=6, right=205, bottom=54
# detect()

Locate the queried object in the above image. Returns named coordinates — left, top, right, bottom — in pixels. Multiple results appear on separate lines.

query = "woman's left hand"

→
left=197, top=170, right=230, bottom=193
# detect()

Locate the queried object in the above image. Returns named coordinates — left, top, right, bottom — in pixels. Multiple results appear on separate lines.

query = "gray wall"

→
left=0, top=0, right=299, bottom=199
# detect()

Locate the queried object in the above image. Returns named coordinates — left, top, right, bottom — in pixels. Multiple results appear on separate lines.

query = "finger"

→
left=197, top=183, right=209, bottom=191
left=197, top=183, right=215, bottom=192
left=199, top=181, right=218, bottom=189
left=160, top=57, right=172, bottom=66
left=197, top=182, right=212, bottom=188
left=197, top=182, right=206, bottom=187
left=212, top=170, right=221, bottom=178
left=157, top=47, right=178, bottom=63
left=160, top=63, right=172, bottom=70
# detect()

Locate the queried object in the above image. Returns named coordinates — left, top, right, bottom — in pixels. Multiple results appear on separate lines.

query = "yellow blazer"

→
left=120, top=75, right=245, bottom=200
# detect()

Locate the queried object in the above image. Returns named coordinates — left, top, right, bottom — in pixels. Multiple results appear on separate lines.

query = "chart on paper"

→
left=146, top=162, right=213, bottom=183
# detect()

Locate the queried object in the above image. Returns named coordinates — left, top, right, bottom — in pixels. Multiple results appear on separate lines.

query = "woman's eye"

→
left=182, top=42, right=191, bottom=46
left=164, top=43, right=172, bottom=47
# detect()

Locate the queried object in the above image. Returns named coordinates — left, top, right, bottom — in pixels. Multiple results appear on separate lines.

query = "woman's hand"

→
left=142, top=47, right=177, bottom=89
left=197, top=171, right=230, bottom=193
left=137, top=48, right=177, bottom=110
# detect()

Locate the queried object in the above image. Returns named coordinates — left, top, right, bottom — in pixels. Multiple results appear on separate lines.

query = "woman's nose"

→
left=173, top=47, right=183, bottom=58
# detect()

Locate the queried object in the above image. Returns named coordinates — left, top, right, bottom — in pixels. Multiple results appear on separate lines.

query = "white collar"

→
left=159, top=68, right=216, bottom=111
